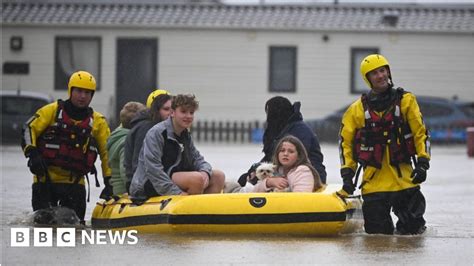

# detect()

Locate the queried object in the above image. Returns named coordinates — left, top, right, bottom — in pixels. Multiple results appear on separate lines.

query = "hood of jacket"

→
left=287, top=101, right=303, bottom=124
left=262, top=101, right=304, bottom=157
left=129, top=109, right=151, bottom=128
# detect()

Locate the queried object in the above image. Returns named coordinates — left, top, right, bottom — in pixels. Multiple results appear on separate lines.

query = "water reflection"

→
left=357, top=234, right=425, bottom=252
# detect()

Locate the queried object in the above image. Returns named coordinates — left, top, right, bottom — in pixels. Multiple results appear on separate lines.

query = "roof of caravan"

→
left=2, top=1, right=473, bottom=33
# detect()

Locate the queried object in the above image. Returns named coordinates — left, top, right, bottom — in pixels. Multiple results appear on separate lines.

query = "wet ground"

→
left=1, top=143, right=473, bottom=265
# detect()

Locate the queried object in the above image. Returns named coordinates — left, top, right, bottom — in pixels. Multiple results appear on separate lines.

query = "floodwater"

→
left=1, top=143, right=473, bottom=265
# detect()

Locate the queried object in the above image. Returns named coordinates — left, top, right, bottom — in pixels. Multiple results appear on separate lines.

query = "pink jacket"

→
left=252, top=165, right=315, bottom=192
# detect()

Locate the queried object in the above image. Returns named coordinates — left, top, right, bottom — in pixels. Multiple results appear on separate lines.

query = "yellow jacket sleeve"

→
left=91, top=111, right=112, bottom=177
left=22, top=102, right=58, bottom=154
left=339, top=100, right=364, bottom=172
left=400, top=93, right=431, bottom=161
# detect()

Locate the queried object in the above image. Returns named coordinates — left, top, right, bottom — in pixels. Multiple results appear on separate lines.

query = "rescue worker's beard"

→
left=64, top=99, right=92, bottom=120
left=367, top=87, right=396, bottom=112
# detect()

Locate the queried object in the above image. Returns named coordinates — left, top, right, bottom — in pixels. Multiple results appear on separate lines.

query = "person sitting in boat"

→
left=253, top=135, right=323, bottom=193
left=238, top=96, right=327, bottom=187
left=124, top=89, right=172, bottom=193
left=107, top=101, right=146, bottom=196
left=129, top=94, right=225, bottom=201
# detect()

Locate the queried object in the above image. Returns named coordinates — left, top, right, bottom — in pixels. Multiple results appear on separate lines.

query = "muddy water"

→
left=1, top=144, right=473, bottom=265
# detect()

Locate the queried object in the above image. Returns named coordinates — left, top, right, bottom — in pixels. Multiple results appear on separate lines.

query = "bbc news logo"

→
left=11, top=228, right=138, bottom=247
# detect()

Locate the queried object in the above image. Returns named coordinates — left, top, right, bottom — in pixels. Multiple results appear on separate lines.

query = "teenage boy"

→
left=130, top=94, right=225, bottom=201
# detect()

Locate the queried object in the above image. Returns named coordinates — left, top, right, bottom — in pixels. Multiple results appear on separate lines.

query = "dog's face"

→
left=255, top=162, right=275, bottom=181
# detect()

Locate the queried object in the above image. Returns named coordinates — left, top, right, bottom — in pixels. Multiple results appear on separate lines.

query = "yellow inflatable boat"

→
left=91, top=185, right=363, bottom=236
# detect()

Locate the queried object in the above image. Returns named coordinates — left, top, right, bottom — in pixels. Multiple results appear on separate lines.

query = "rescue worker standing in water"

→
left=338, top=54, right=431, bottom=235
left=21, top=71, right=112, bottom=224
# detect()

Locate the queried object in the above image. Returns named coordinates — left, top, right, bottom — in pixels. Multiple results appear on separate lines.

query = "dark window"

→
left=1, top=96, right=49, bottom=116
left=458, top=103, right=474, bottom=118
left=419, top=102, right=454, bottom=118
left=115, top=38, right=157, bottom=127
left=55, top=37, right=101, bottom=91
left=351, top=47, right=379, bottom=94
left=269, top=46, right=297, bottom=92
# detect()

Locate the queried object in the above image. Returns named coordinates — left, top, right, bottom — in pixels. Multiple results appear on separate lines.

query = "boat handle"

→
left=118, top=203, right=126, bottom=214
left=249, top=197, right=267, bottom=208
left=160, top=198, right=172, bottom=210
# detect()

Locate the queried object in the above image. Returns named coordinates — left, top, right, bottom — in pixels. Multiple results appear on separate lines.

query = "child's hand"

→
left=266, top=177, right=289, bottom=190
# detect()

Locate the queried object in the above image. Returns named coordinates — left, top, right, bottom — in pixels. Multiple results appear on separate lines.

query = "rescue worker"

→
left=21, top=70, right=113, bottom=224
left=338, top=54, right=431, bottom=235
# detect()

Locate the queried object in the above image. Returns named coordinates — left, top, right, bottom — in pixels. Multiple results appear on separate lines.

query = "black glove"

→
left=237, top=162, right=261, bottom=187
left=411, top=158, right=429, bottom=184
left=99, top=176, right=113, bottom=200
left=26, top=148, right=47, bottom=176
left=341, top=168, right=356, bottom=195
left=237, top=173, right=249, bottom=187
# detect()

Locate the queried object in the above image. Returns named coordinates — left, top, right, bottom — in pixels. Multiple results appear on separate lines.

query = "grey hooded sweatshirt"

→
left=130, top=118, right=212, bottom=200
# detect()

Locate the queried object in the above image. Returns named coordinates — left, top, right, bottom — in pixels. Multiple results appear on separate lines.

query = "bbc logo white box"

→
left=34, top=228, right=53, bottom=247
left=57, top=228, right=76, bottom=247
left=11, top=228, right=30, bottom=247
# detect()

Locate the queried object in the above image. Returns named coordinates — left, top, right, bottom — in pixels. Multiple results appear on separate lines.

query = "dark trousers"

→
left=362, top=187, right=426, bottom=235
left=144, top=180, right=160, bottom=198
left=32, top=182, right=86, bottom=222
left=129, top=180, right=160, bottom=205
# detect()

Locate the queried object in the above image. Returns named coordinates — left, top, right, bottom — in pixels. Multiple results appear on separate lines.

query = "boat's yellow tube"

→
left=91, top=185, right=363, bottom=236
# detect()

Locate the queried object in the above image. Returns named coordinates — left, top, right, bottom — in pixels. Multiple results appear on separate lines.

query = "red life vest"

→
left=354, top=89, right=416, bottom=170
left=37, top=101, right=98, bottom=177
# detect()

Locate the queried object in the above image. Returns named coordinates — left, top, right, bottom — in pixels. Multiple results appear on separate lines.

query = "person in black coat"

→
left=238, top=96, right=327, bottom=186
left=124, top=92, right=172, bottom=191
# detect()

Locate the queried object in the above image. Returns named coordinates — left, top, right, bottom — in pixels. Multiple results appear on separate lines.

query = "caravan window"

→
left=54, top=37, right=101, bottom=91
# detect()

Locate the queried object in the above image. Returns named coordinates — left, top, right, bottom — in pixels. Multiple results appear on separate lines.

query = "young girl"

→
left=253, top=135, right=323, bottom=192
left=237, top=96, right=326, bottom=187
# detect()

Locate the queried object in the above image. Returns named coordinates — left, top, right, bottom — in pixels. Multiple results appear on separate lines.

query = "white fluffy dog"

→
left=255, top=162, right=289, bottom=192
left=255, top=162, right=276, bottom=181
